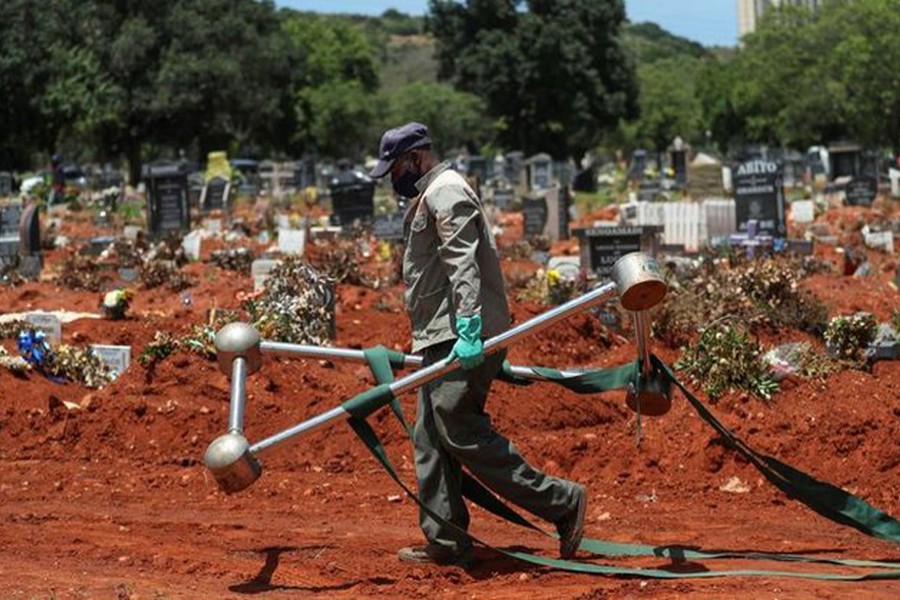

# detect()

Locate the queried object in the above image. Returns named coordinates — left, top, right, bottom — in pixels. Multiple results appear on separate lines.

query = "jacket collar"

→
left=414, top=160, right=452, bottom=195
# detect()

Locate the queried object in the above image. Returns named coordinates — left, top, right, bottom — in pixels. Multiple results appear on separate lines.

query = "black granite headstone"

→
left=468, top=156, right=487, bottom=184
left=329, top=169, right=375, bottom=226
left=201, top=176, right=231, bottom=212
left=146, top=163, right=190, bottom=237
left=845, top=176, right=878, bottom=207
left=373, top=212, right=405, bottom=241
left=573, top=166, right=597, bottom=192
left=522, top=196, right=548, bottom=237
left=671, top=149, right=688, bottom=187
left=733, top=159, right=786, bottom=236
left=575, top=226, right=649, bottom=278
left=17, top=203, right=41, bottom=279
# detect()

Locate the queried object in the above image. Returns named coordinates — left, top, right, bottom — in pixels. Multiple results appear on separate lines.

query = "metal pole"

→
left=248, top=280, right=618, bottom=456
left=228, top=357, right=247, bottom=434
left=633, top=311, right=652, bottom=376
left=260, top=341, right=585, bottom=380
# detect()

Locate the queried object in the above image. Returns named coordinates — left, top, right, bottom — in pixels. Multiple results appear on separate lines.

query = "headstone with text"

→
left=791, top=200, right=815, bottom=224
left=845, top=176, right=878, bottom=207
left=146, top=164, right=190, bottom=238
left=733, top=159, right=786, bottom=237
left=24, top=313, right=62, bottom=344
left=522, top=187, right=570, bottom=241
left=90, top=345, right=131, bottom=379
left=373, top=212, right=405, bottom=241
left=277, top=228, right=306, bottom=255
left=522, top=196, right=548, bottom=238
left=575, top=226, right=657, bottom=278
left=526, top=153, right=553, bottom=191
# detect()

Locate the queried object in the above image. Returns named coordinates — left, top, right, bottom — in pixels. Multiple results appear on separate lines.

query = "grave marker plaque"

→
left=575, top=226, right=649, bottom=278
left=200, top=176, right=231, bottom=213
left=845, top=176, right=878, bottom=207
left=733, top=159, right=786, bottom=236
left=373, top=213, right=405, bottom=241
left=527, top=153, right=552, bottom=191
left=277, top=228, right=306, bottom=255
left=90, top=344, right=131, bottom=379
left=146, top=164, right=190, bottom=238
left=24, top=313, right=62, bottom=344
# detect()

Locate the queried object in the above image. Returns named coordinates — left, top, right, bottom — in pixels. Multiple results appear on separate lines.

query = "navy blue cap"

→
left=369, top=122, right=431, bottom=178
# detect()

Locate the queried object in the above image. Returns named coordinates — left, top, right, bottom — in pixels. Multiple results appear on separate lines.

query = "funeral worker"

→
left=369, top=122, right=587, bottom=567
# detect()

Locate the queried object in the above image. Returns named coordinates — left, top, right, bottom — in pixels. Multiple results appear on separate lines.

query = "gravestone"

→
left=791, top=200, right=815, bottom=224
left=295, top=157, right=317, bottom=190
left=251, top=258, right=282, bottom=292
left=845, top=176, right=878, bottom=207
left=277, top=228, right=306, bottom=255
left=733, top=159, right=786, bottom=237
left=670, top=138, right=688, bottom=187
left=24, top=313, right=62, bottom=344
left=90, top=344, right=131, bottom=379
left=493, top=187, right=515, bottom=211
left=547, top=256, right=582, bottom=281
left=526, top=153, right=553, bottom=191
left=373, top=212, right=405, bottom=241
left=828, top=142, right=862, bottom=180
left=17, top=203, right=41, bottom=279
left=629, top=149, right=648, bottom=182
left=638, top=180, right=662, bottom=203
left=505, top=152, right=525, bottom=188
left=0, top=172, right=12, bottom=197
left=468, top=156, right=488, bottom=184
left=200, top=176, right=231, bottom=213
left=575, top=226, right=658, bottom=278
left=522, top=196, right=547, bottom=237
left=552, top=161, right=574, bottom=188
left=146, top=164, right=190, bottom=238
left=0, top=203, right=21, bottom=268
left=573, top=166, right=597, bottom=193
left=329, top=168, right=375, bottom=225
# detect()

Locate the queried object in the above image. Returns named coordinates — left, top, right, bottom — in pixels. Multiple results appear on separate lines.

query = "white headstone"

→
left=203, top=218, right=222, bottom=234
left=722, top=166, right=733, bottom=193
left=547, top=256, right=582, bottom=281
left=24, top=313, right=62, bottom=344
left=251, top=258, right=282, bottom=292
left=791, top=200, right=815, bottom=224
left=277, top=228, right=306, bottom=256
left=90, top=344, right=131, bottom=379
left=181, top=231, right=202, bottom=261
left=891, top=169, right=900, bottom=198
left=123, top=226, right=142, bottom=241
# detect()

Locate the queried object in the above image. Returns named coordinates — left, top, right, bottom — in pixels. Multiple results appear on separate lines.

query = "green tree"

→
left=632, top=57, right=703, bottom=153
left=283, top=14, right=380, bottom=158
left=382, top=82, right=489, bottom=154
left=428, top=0, right=637, bottom=159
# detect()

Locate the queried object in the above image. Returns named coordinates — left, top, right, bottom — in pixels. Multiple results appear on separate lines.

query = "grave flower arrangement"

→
left=100, top=288, right=134, bottom=320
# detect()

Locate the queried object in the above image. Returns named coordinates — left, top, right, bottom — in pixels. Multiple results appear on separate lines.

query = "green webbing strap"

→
left=363, top=346, right=413, bottom=435
left=361, top=347, right=544, bottom=531
left=346, top=408, right=900, bottom=579
left=652, top=355, right=900, bottom=545
left=354, top=347, right=900, bottom=577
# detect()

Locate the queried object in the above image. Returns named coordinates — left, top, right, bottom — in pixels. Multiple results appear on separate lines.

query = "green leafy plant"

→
left=675, top=322, right=780, bottom=401
left=139, top=331, right=180, bottom=367
left=823, top=312, right=877, bottom=366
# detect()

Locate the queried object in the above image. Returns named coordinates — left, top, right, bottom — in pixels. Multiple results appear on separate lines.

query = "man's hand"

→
left=450, top=314, right=484, bottom=370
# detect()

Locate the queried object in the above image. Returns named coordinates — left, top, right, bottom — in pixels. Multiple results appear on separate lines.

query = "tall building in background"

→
left=738, top=0, right=821, bottom=39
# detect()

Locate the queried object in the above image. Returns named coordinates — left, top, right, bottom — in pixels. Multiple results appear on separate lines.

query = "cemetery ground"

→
left=0, top=201, right=899, bottom=599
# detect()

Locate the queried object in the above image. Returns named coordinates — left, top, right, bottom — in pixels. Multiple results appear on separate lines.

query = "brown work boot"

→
left=556, top=484, right=587, bottom=559
left=398, top=543, right=474, bottom=568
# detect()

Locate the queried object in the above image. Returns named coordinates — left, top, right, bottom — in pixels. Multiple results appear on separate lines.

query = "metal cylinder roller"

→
left=215, top=322, right=262, bottom=375
left=611, top=252, right=668, bottom=312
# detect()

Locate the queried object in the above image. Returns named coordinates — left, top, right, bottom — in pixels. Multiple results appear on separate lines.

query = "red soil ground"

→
left=0, top=203, right=899, bottom=599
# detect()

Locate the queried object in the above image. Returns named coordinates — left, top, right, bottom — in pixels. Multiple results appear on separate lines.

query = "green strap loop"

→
left=347, top=407, right=900, bottom=580
left=353, top=346, right=900, bottom=578
left=653, top=355, right=900, bottom=544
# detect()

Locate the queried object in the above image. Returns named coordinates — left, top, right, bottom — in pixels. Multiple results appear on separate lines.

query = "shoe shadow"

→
left=228, top=545, right=366, bottom=595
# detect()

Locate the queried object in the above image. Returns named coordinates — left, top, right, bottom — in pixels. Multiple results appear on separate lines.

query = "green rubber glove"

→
left=451, top=314, right=484, bottom=370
